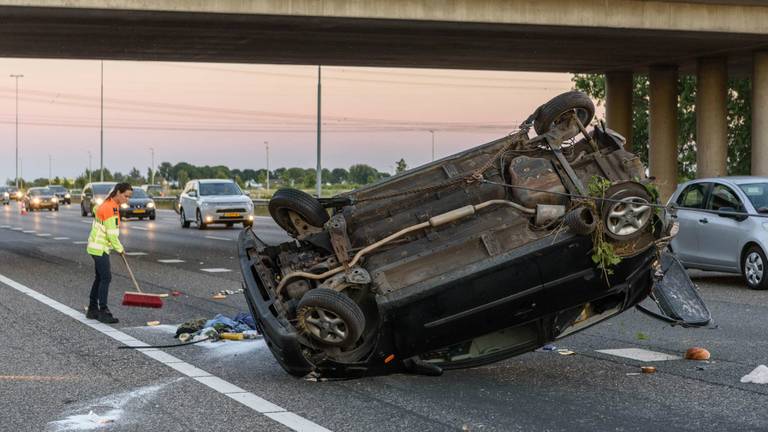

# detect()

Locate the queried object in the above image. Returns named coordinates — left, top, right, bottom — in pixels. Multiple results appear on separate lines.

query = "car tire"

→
left=244, top=221, right=253, bottom=228
left=81, top=205, right=88, bottom=217
left=268, top=189, right=329, bottom=236
left=743, top=245, right=768, bottom=290
left=600, top=182, right=653, bottom=241
left=54, top=206, right=59, bottom=212
left=565, top=206, right=597, bottom=236
left=196, top=210, right=207, bottom=230
left=149, top=214, right=156, bottom=221
left=296, top=288, right=365, bottom=348
left=533, top=91, right=595, bottom=135
left=180, top=208, right=190, bottom=228
left=226, top=222, right=234, bottom=228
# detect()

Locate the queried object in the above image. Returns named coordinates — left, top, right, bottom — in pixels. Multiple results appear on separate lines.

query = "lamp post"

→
left=430, top=130, right=436, bottom=162
left=10, top=74, right=23, bottom=188
left=100, top=60, right=104, bottom=182
left=316, top=65, right=322, bottom=198
left=150, top=147, right=155, bottom=184
left=265, top=141, right=270, bottom=194
left=48, top=155, right=52, bottom=183
left=88, top=151, right=92, bottom=183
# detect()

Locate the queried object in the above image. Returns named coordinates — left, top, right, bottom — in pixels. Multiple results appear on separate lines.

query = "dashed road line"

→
left=11, top=227, right=23, bottom=231
left=0, top=273, right=332, bottom=432
left=158, top=259, right=185, bottom=264
left=72, top=241, right=88, bottom=245
left=127, top=226, right=149, bottom=231
left=200, top=268, right=231, bottom=273
left=53, top=237, right=70, bottom=240
left=595, top=348, right=681, bottom=362
left=124, top=252, right=148, bottom=256
left=22, top=230, right=36, bottom=234
left=36, top=233, right=52, bottom=237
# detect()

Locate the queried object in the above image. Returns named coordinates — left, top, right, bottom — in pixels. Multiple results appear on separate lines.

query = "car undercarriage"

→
left=238, top=91, right=711, bottom=378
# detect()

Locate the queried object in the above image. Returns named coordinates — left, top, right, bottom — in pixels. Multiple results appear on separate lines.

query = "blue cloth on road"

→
left=204, top=313, right=257, bottom=333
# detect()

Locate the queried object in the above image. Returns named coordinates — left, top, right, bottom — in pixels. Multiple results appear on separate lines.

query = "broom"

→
left=120, top=253, right=166, bottom=308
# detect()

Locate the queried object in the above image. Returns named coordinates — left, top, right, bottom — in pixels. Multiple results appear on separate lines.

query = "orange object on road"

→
left=119, top=254, right=164, bottom=309
left=220, top=333, right=244, bottom=341
left=685, top=347, right=711, bottom=360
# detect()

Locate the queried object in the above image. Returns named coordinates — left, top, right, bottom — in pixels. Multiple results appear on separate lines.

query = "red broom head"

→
left=122, top=292, right=163, bottom=308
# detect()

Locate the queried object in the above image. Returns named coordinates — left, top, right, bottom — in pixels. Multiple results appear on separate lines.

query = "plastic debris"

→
left=740, top=365, right=768, bottom=384
left=146, top=321, right=160, bottom=326
left=178, top=333, right=192, bottom=343
left=220, top=333, right=245, bottom=341
left=641, top=366, right=656, bottom=374
left=684, top=347, right=711, bottom=361
left=542, top=344, right=557, bottom=351
left=557, top=349, right=575, bottom=356
left=635, top=331, right=649, bottom=341
left=171, top=291, right=182, bottom=297
left=211, top=294, right=227, bottom=300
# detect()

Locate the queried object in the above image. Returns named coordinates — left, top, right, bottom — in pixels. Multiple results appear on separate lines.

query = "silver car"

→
left=668, top=176, right=768, bottom=290
left=179, top=179, right=254, bottom=229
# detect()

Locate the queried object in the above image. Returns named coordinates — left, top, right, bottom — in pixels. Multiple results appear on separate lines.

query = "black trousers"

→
left=90, top=254, right=111, bottom=308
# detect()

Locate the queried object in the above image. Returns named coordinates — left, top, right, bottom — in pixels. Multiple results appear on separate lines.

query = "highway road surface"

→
left=1, top=203, right=767, bottom=431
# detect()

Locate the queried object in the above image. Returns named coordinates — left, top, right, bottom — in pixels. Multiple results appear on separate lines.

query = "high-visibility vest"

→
left=86, top=198, right=124, bottom=256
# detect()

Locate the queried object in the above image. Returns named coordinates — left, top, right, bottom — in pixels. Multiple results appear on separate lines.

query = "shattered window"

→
left=708, top=185, right=742, bottom=211
left=677, top=183, right=708, bottom=209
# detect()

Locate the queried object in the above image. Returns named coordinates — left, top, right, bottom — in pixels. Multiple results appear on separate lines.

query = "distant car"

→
left=178, top=179, right=254, bottom=229
left=140, top=184, right=164, bottom=197
left=0, top=186, right=10, bottom=205
left=23, top=187, right=59, bottom=212
left=7, top=186, right=22, bottom=201
left=120, top=187, right=156, bottom=220
left=81, top=182, right=117, bottom=217
left=669, top=176, right=768, bottom=290
left=47, top=185, right=71, bottom=205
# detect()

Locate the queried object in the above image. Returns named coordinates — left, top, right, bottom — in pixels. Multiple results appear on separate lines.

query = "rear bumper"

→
left=29, top=202, right=57, bottom=209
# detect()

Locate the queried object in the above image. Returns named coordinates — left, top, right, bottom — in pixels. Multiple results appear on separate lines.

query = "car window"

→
left=738, top=183, right=768, bottom=211
left=92, top=184, right=115, bottom=195
left=708, top=184, right=743, bottom=211
left=131, top=189, right=148, bottom=198
left=200, top=182, right=241, bottom=196
left=677, top=183, right=708, bottom=209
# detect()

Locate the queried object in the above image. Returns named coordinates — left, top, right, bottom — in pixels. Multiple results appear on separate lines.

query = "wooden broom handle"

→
left=120, top=253, right=143, bottom=294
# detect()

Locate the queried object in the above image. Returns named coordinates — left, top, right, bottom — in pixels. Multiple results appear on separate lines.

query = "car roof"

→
left=29, top=187, right=50, bottom=191
left=679, top=176, right=768, bottom=187
left=197, top=179, right=234, bottom=184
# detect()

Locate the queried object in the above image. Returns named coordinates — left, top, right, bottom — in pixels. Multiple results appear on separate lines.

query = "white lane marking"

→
left=0, top=225, right=9, bottom=228
left=73, top=241, right=88, bottom=245
left=53, top=237, right=70, bottom=240
left=205, top=236, right=231, bottom=241
left=158, top=259, right=185, bottom=264
left=0, top=273, right=332, bottom=432
left=80, top=220, right=92, bottom=224
left=124, top=252, right=147, bottom=256
left=11, top=227, right=23, bottom=231
left=23, top=230, right=36, bottom=234
left=36, top=233, right=52, bottom=237
left=596, top=348, right=681, bottom=362
left=200, top=268, right=231, bottom=273
left=127, top=226, right=149, bottom=231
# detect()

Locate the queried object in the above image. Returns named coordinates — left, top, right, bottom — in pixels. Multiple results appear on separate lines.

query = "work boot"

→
left=97, top=307, right=119, bottom=324
left=86, top=305, right=99, bottom=319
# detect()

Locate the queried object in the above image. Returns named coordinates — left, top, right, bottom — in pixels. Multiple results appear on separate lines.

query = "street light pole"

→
left=150, top=147, right=155, bottom=184
left=264, top=141, right=270, bottom=194
left=49, top=155, right=52, bottom=183
left=10, top=74, right=23, bottom=188
left=430, top=130, right=436, bottom=162
left=88, top=151, right=92, bottom=183
left=316, top=65, right=322, bottom=198
left=100, top=60, right=104, bottom=182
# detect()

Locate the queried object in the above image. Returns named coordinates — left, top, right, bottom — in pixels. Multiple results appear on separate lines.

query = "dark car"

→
left=0, top=186, right=10, bottom=205
left=7, top=186, right=21, bottom=201
left=120, top=187, right=156, bottom=220
left=23, top=187, right=59, bottom=212
left=81, top=182, right=117, bottom=217
left=238, top=92, right=711, bottom=379
left=47, top=185, right=71, bottom=205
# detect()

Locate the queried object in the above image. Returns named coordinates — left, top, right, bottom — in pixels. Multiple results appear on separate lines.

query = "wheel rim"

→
left=745, top=252, right=764, bottom=285
left=549, top=107, right=591, bottom=130
left=605, top=196, right=652, bottom=237
left=302, top=307, right=348, bottom=344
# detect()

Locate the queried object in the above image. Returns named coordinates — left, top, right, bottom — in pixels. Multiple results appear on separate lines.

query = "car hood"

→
left=128, top=198, right=153, bottom=205
left=30, top=195, right=55, bottom=199
left=199, top=196, right=251, bottom=205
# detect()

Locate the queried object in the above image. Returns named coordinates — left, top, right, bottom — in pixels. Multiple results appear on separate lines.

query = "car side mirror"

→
left=718, top=206, right=748, bottom=222
left=189, top=191, right=197, bottom=198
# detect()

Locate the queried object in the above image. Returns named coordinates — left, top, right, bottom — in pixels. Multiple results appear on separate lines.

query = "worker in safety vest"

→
left=86, top=182, right=133, bottom=323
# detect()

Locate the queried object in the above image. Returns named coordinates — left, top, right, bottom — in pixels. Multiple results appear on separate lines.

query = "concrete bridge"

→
left=2, top=0, right=768, bottom=197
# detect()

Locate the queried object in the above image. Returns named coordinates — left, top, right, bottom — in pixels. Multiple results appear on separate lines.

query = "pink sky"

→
left=0, top=58, right=576, bottom=181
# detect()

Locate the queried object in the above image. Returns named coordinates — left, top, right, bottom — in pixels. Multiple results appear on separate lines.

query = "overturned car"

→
left=238, top=91, right=711, bottom=378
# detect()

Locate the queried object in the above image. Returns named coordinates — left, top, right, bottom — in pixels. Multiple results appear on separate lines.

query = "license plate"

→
left=224, top=212, right=241, bottom=217
left=133, top=209, right=146, bottom=214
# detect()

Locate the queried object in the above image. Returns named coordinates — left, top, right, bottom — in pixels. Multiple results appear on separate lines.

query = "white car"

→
left=668, top=176, right=768, bottom=290
left=179, top=179, right=254, bottom=229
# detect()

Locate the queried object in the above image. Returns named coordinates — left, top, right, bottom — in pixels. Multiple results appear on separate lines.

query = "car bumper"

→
left=120, top=209, right=155, bottom=218
left=201, top=208, right=254, bottom=224
left=29, top=202, right=58, bottom=209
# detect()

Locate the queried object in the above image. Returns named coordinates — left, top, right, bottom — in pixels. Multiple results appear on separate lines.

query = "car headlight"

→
left=51, top=197, right=59, bottom=203
left=95, top=198, right=104, bottom=205
left=3, top=192, right=8, bottom=198
left=147, top=201, right=155, bottom=208
left=120, top=203, right=129, bottom=209
left=65, top=193, right=71, bottom=198
left=32, top=198, right=40, bottom=204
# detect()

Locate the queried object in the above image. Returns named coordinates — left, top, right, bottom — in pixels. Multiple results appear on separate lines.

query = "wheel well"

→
left=740, top=242, right=762, bottom=272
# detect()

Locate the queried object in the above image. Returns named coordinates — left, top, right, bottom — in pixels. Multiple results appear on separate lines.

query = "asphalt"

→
left=1, top=202, right=766, bottom=431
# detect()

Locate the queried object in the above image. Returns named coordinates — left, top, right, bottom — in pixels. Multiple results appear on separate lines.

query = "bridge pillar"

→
left=606, top=71, right=634, bottom=152
left=753, top=51, right=768, bottom=176
left=696, top=57, right=728, bottom=178
left=649, top=65, right=679, bottom=201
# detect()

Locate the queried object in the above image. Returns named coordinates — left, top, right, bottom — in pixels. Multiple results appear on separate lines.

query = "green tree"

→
left=177, top=169, right=189, bottom=188
left=348, top=164, right=379, bottom=184
left=395, top=158, right=408, bottom=174
left=330, top=168, right=348, bottom=184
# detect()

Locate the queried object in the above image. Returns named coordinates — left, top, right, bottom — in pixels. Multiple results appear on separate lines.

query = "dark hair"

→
left=108, top=183, right=133, bottom=199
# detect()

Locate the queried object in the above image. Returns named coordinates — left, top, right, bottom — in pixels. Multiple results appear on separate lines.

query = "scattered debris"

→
left=557, top=349, right=575, bottom=356
left=635, top=331, right=649, bottom=341
left=542, top=344, right=557, bottom=351
left=684, top=347, right=711, bottom=361
left=178, top=333, right=192, bottom=343
left=641, top=366, right=657, bottom=374
left=171, top=290, right=182, bottom=297
left=212, top=288, right=245, bottom=298
left=146, top=321, right=160, bottom=326
left=211, top=294, right=227, bottom=300
left=625, top=372, right=642, bottom=376
left=740, top=365, right=768, bottom=384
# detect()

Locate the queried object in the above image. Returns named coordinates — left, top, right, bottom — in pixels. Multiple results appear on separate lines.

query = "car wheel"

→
left=533, top=91, right=595, bottom=135
left=600, top=182, right=653, bottom=241
left=268, top=188, right=329, bottom=237
left=196, top=210, right=207, bottom=230
left=743, top=245, right=768, bottom=290
left=81, top=204, right=88, bottom=217
left=54, top=206, right=59, bottom=212
left=296, top=288, right=365, bottom=348
left=180, top=208, right=190, bottom=228
left=149, top=214, right=156, bottom=221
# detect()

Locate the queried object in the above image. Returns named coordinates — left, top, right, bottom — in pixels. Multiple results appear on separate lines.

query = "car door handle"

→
left=699, top=218, right=708, bottom=224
